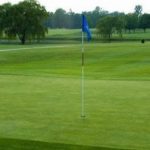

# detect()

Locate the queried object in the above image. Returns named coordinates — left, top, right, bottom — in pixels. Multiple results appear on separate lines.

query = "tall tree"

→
left=0, top=3, right=12, bottom=38
left=139, top=14, right=150, bottom=32
left=96, top=16, right=124, bottom=40
left=125, top=13, right=138, bottom=32
left=134, top=5, right=142, bottom=17
left=53, top=8, right=67, bottom=28
left=4, top=0, right=48, bottom=44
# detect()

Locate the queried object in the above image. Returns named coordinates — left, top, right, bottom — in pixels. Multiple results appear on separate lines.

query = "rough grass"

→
left=0, top=42, right=150, bottom=150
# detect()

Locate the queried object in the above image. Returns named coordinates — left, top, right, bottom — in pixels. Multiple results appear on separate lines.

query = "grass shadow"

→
left=0, top=138, right=132, bottom=150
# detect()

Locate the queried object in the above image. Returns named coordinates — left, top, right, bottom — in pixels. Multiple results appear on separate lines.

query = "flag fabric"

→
left=82, top=15, right=91, bottom=41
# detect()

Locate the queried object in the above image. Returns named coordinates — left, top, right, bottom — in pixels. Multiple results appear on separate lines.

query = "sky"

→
left=0, top=0, right=149, bottom=13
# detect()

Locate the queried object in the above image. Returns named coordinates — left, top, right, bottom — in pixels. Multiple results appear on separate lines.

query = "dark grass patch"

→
left=0, top=138, right=130, bottom=150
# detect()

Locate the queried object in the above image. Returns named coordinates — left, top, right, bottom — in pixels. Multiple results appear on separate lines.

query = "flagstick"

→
left=81, top=31, right=85, bottom=118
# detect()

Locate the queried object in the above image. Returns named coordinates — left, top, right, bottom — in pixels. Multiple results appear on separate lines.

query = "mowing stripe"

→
left=0, top=138, right=131, bottom=150
left=0, top=45, right=78, bottom=52
left=0, top=43, right=111, bottom=52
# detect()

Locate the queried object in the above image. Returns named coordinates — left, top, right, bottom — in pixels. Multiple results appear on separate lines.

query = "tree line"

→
left=45, top=6, right=150, bottom=32
left=45, top=7, right=109, bottom=29
left=46, top=5, right=150, bottom=39
left=96, top=6, right=150, bottom=40
left=0, top=0, right=150, bottom=44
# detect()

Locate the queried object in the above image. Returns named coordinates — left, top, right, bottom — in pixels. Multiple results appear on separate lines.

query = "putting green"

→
left=0, top=42, right=150, bottom=149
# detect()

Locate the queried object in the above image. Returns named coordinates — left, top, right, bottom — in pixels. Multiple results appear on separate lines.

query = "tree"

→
left=45, top=12, right=54, bottom=28
left=139, top=14, right=150, bottom=32
left=90, top=7, right=101, bottom=27
left=4, top=0, right=48, bottom=44
left=83, top=7, right=108, bottom=28
left=125, top=13, right=138, bottom=32
left=53, top=8, right=67, bottom=28
left=134, top=5, right=142, bottom=17
left=115, top=16, right=125, bottom=38
left=71, top=13, right=81, bottom=29
left=96, top=16, right=124, bottom=40
left=97, top=16, right=114, bottom=40
left=0, top=3, right=12, bottom=38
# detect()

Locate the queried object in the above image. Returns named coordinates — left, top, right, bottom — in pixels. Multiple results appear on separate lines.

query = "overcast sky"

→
left=0, top=0, right=149, bottom=13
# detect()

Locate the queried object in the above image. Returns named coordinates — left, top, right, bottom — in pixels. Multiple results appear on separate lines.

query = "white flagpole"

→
left=81, top=30, right=85, bottom=118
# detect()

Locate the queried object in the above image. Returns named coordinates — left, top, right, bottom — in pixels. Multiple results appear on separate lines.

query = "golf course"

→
left=0, top=41, right=150, bottom=150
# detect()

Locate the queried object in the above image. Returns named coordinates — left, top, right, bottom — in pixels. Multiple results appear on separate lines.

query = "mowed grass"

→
left=0, top=42, right=150, bottom=149
left=46, top=28, right=150, bottom=41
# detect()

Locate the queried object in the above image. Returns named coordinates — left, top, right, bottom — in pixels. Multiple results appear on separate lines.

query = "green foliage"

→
left=0, top=2, right=150, bottom=43
left=0, top=0, right=48, bottom=44
left=134, top=5, right=142, bottom=17
left=96, top=16, right=124, bottom=40
left=45, top=7, right=109, bottom=29
left=0, top=3, right=12, bottom=38
left=139, top=14, right=150, bottom=32
left=53, top=9, right=67, bottom=28
left=125, top=13, right=138, bottom=32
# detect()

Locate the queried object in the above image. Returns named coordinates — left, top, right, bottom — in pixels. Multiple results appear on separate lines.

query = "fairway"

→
left=0, top=42, right=150, bottom=150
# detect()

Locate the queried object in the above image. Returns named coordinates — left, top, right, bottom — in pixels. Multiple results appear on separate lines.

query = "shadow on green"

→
left=0, top=138, right=131, bottom=150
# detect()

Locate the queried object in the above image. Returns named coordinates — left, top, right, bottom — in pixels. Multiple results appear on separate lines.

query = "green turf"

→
left=0, top=42, right=150, bottom=149
left=46, top=28, right=150, bottom=41
left=1, top=28, right=150, bottom=44
left=0, top=138, right=127, bottom=150
left=47, top=29, right=80, bottom=37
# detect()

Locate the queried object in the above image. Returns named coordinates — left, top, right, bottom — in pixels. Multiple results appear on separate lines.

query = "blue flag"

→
left=82, top=15, right=91, bottom=41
